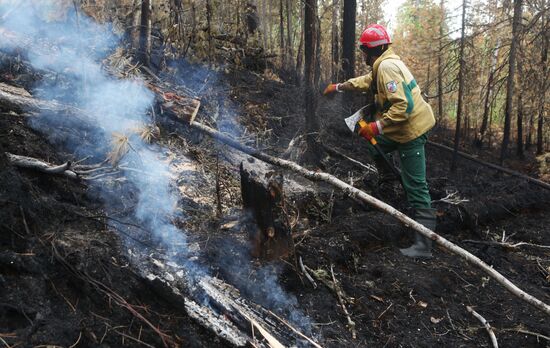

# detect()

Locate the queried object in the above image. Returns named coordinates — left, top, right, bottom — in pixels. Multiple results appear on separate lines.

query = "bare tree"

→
left=286, top=0, right=293, bottom=66
left=304, top=0, right=320, bottom=163
left=437, top=0, right=445, bottom=122
left=537, top=1, right=548, bottom=155
left=477, top=39, right=501, bottom=148
left=341, top=0, right=356, bottom=115
left=451, top=0, right=467, bottom=171
left=500, top=0, right=523, bottom=164
left=516, top=28, right=525, bottom=158
left=341, top=0, right=356, bottom=81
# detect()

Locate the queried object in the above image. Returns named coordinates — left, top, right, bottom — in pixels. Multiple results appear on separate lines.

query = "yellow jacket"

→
left=346, top=47, right=435, bottom=143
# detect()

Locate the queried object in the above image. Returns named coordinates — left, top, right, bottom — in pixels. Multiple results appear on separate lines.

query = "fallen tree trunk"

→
left=142, top=257, right=321, bottom=347
left=6, top=152, right=78, bottom=179
left=187, top=120, right=550, bottom=317
left=0, top=82, right=96, bottom=129
left=427, top=140, right=550, bottom=190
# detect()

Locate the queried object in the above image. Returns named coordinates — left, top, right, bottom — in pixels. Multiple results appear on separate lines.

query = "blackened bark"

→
left=437, top=0, right=444, bottom=122
left=341, top=0, right=356, bottom=80
left=500, top=0, right=523, bottom=164
left=537, top=4, right=548, bottom=155
left=138, top=0, right=152, bottom=66
left=304, top=0, right=320, bottom=163
left=451, top=0, right=467, bottom=171
left=342, top=0, right=356, bottom=115
left=240, top=161, right=292, bottom=260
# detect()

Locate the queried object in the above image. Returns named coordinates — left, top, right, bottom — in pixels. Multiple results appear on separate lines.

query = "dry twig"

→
left=298, top=256, right=317, bottom=289
left=500, top=326, right=550, bottom=342
left=463, top=239, right=550, bottom=251
left=466, top=306, right=498, bottom=348
left=330, top=264, right=356, bottom=339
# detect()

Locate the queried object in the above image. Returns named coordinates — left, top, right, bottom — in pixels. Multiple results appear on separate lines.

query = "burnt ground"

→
left=1, top=58, right=549, bottom=348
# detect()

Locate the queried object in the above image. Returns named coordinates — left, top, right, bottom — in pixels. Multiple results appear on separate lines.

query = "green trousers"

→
left=367, top=134, right=432, bottom=209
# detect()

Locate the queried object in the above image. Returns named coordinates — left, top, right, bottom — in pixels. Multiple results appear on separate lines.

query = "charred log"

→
left=240, top=159, right=292, bottom=260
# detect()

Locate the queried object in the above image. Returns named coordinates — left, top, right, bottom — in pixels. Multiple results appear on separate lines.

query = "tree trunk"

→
left=341, top=0, right=356, bottom=81
left=425, top=57, right=431, bottom=96
left=526, top=104, right=534, bottom=149
left=240, top=160, right=292, bottom=260
left=138, top=0, right=152, bottom=66
left=206, top=0, right=214, bottom=63
left=537, top=4, right=548, bottom=155
left=477, top=39, right=500, bottom=148
left=286, top=0, right=293, bottom=67
left=437, top=0, right=444, bottom=122
left=131, top=0, right=141, bottom=51
left=331, top=0, right=340, bottom=82
left=295, top=5, right=304, bottom=82
left=516, top=35, right=525, bottom=158
left=279, top=0, right=285, bottom=65
left=342, top=0, right=356, bottom=115
left=500, top=0, right=523, bottom=164
left=304, top=0, right=320, bottom=163
left=314, top=17, right=322, bottom=88
left=451, top=0, right=467, bottom=171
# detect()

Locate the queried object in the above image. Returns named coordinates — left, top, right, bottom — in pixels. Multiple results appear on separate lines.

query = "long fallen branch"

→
left=427, top=141, right=550, bottom=191
left=188, top=120, right=550, bottom=317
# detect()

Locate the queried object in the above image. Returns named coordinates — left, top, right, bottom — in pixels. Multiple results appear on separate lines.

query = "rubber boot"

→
left=400, top=208, right=436, bottom=259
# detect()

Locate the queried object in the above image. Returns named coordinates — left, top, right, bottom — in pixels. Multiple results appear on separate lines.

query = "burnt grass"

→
left=1, top=63, right=549, bottom=348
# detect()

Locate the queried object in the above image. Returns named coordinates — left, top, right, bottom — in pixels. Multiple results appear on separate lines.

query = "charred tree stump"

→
left=240, top=159, right=292, bottom=260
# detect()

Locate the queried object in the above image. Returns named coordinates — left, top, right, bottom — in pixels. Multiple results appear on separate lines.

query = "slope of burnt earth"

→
left=0, top=112, right=227, bottom=347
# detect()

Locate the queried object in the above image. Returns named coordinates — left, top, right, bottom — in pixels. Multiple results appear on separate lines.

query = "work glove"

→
left=358, top=121, right=382, bottom=142
left=323, top=83, right=342, bottom=96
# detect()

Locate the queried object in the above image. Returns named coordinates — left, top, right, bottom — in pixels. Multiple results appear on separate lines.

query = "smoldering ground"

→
left=0, top=0, right=312, bottom=336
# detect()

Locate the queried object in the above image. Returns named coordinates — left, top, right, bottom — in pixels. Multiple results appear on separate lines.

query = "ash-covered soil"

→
left=1, top=61, right=549, bottom=348
left=0, top=113, right=229, bottom=347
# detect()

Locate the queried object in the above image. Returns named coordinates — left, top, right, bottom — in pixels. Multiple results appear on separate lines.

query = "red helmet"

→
left=359, top=24, right=391, bottom=49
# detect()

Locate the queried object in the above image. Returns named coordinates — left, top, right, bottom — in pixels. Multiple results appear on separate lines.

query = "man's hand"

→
left=323, top=83, right=341, bottom=96
left=358, top=121, right=382, bottom=141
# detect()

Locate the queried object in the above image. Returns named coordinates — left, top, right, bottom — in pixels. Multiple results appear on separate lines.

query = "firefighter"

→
left=323, top=24, right=436, bottom=259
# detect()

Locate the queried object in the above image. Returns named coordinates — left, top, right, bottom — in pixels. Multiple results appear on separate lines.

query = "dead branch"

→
left=427, top=141, right=550, bottom=191
left=432, top=190, right=469, bottom=205
left=7, top=152, right=78, bottom=179
left=321, top=143, right=377, bottom=173
left=264, top=309, right=323, bottom=348
left=500, top=326, right=550, bottom=342
left=330, top=265, right=356, bottom=340
left=463, top=240, right=550, bottom=251
left=185, top=120, right=550, bottom=317
left=299, top=256, right=317, bottom=289
left=466, top=306, right=498, bottom=348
